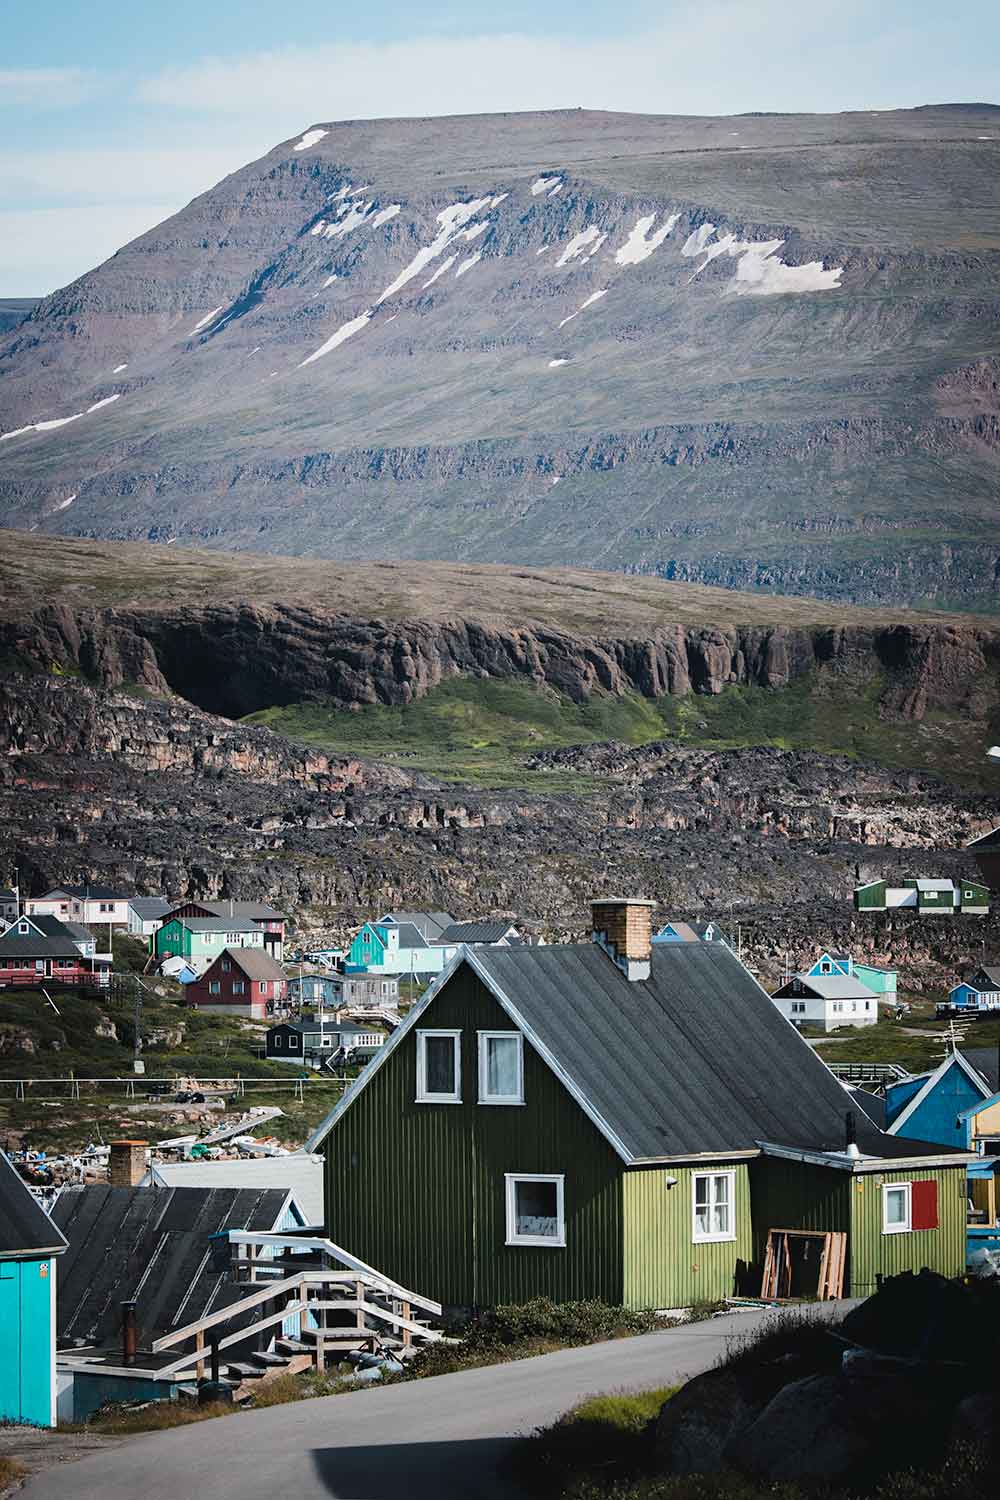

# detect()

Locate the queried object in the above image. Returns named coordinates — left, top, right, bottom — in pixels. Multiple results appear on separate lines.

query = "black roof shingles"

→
left=0, top=1149, right=67, bottom=1257
left=471, top=942, right=959, bottom=1162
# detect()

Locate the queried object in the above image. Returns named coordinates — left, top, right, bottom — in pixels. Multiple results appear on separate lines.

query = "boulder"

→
left=654, top=1365, right=780, bottom=1475
left=728, top=1374, right=872, bottom=1482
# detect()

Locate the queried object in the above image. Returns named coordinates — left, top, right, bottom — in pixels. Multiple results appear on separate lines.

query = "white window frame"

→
left=416, top=1029, right=462, bottom=1103
left=477, top=1030, right=524, bottom=1105
left=882, top=1181, right=912, bottom=1234
left=692, top=1170, right=737, bottom=1244
left=504, top=1173, right=566, bottom=1248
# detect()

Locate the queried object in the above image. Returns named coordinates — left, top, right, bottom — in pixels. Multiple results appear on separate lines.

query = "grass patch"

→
left=0, top=1458, right=26, bottom=1494
left=244, top=672, right=1000, bottom=792
left=73, top=1400, right=237, bottom=1436
left=502, top=1388, right=677, bottom=1498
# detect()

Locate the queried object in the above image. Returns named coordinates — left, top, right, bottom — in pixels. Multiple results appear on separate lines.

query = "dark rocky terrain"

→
left=2, top=671, right=996, bottom=991
left=0, top=300, right=38, bottom=336
left=1, top=107, right=999, bottom=607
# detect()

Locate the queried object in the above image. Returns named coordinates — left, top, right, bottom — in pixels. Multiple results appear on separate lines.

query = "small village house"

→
left=885, top=1051, right=995, bottom=1150
left=945, top=965, right=1000, bottom=1015
left=379, top=910, right=454, bottom=941
left=184, top=947, right=289, bottom=1019
left=25, top=884, right=131, bottom=928
left=126, top=896, right=173, bottom=938
left=347, top=918, right=458, bottom=977
left=155, top=915, right=265, bottom=974
left=772, top=971, right=879, bottom=1031
left=334, top=972, right=400, bottom=1008
left=807, top=952, right=897, bottom=998
left=266, top=1017, right=386, bottom=1068
left=1, top=1147, right=67, bottom=1426
left=288, top=972, right=342, bottom=1009
left=653, top=919, right=730, bottom=946
left=0, top=917, right=109, bottom=989
left=307, top=898, right=971, bottom=1313
left=0, top=889, right=18, bottom=924
left=164, top=899, right=287, bottom=961
left=854, top=877, right=989, bottom=914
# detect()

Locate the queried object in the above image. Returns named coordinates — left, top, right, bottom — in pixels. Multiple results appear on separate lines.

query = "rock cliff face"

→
left=3, top=601, right=999, bottom=724
left=1, top=106, right=999, bottom=607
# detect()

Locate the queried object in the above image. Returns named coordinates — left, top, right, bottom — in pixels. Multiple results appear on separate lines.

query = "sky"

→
left=2, top=0, right=997, bottom=296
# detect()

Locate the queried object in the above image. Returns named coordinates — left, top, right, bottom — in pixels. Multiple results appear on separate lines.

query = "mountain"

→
left=0, top=300, right=39, bottom=336
left=1, top=106, right=999, bottom=608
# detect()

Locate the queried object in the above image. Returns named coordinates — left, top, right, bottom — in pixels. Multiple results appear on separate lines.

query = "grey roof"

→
left=845, top=1087, right=887, bottom=1130
left=0, top=889, right=16, bottom=901
left=49, top=884, right=128, bottom=901
left=439, top=920, right=518, bottom=944
left=387, top=922, right=429, bottom=950
left=380, top=910, right=453, bottom=941
left=0, top=1149, right=67, bottom=1258
left=0, top=930, right=83, bottom=958
left=174, top=917, right=261, bottom=934
left=51, top=1184, right=291, bottom=1348
left=310, top=942, right=958, bottom=1162
left=773, top=973, right=879, bottom=1002
left=962, top=1047, right=1000, bottom=1093
left=915, top=878, right=955, bottom=892
left=965, top=967, right=1000, bottom=990
left=197, top=900, right=285, bottom=921
left=654, top=919, right=731, bottom=944
left=30, top=914, right=92, bottom=943
left=145, top=1155, right=323, bottom=1227
left=128, top=897, right=173, bottom=919
left=213, top=946, right=287, bottom=981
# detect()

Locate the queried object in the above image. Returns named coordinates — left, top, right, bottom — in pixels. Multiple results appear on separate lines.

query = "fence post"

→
left=401, top=1299, right=411, bottom=1348
left=195, top=1329, right=205, bottom=1381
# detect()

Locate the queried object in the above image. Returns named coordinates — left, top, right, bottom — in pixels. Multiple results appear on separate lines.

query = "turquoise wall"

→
left=0, top=1257, right=55, bottom=1427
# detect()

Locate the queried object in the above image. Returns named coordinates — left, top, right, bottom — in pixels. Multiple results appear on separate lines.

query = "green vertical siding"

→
left=850, top=1166, right=967, bottom=1297
left=325, top=966, right=624, bottom=1310
left=623, top=1164, right=752, bottom=1309
left=749, top=1157, right=852, bottom=1281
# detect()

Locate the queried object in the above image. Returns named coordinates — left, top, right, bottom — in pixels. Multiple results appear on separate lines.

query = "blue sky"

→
left=2, top=0, right=997, bottom=295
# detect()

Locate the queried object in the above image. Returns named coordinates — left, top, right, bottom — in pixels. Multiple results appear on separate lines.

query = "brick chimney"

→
left=591, top=898, right=655, bottom=982
left=109, top=1140, right=148, bottom=1188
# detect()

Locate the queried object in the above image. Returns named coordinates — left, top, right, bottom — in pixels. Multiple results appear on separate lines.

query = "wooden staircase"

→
left=151, top=1232, right=444, bottom=1385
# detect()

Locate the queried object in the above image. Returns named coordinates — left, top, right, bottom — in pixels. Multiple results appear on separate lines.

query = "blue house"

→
left=885, top=1050, right=994, bottom=1149
left=653, top=920, right=730, bottom=946
left=808, top=952, right=898, bottom=997
left=346, top=919, right=457, bottom=977
left=0, top=1149, right=67, bottom=1427
left=946, top=966, right=1000, bottom=1014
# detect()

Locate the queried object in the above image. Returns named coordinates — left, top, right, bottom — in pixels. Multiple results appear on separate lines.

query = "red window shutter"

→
left=912, top=1179, right=938, bottom=1230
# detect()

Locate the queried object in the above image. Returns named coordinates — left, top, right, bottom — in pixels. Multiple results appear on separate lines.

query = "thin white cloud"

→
left=0, top=203, right=180, bottom=296
left=0, top=67, right=102, bottom=108
left=0, top=146, right=252, bottom=206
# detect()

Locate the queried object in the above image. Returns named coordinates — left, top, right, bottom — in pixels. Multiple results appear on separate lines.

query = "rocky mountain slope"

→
left=1, top=107, right=999, bottom=607
left=1, top=672, right=997, bottom=994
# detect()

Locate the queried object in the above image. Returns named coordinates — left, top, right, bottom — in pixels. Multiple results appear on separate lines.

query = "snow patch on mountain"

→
left=187, top=306, right=224, bottom=336
left=299, top=310, right=372, bottom=366
left=455, top=252, right=481, bottom=279
left=555, top=227, right=603, bottom=267
left=293, top=129, right=327, bottom=152
left=376, top=198, right=491, bottom=305
left=685, top=227, right=843, bottom=294
left=531, top=176, right=561, bottom=195
left=614, top=213, right=681, bottom=266
left=373, top=205, right=402, bottom=227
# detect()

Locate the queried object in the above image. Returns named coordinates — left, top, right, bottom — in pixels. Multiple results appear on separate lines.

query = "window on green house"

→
left=692, top=1170, right=736, bottom=1243
left=505, top=1173, right=565, bottom=1247
left=478, top=1031, right=524, bottom=1104
left=882, top=1182, right=911, bottom=1233
left=416, top=1030, right=461, bottom=1102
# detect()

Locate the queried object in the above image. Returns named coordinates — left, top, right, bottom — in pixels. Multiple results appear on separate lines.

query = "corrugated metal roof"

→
left=175, top=917, right=260, bottom=933
left=50, top=1185, right=290, bottom=1347
left=775, top=973, right=879, bottom=1001
left=380, top=911, right=453, bottom=941
left=473, top=942, right=910, bottom=1159
left=128, top=898, right=172, bottom=919
left=0, top=931, right=82, bottom=958
left=439, top=920, right=516, bottom=944
left=0, top=1149, right=67, bottom=1257
left=214, top=946, right=287, bottom=981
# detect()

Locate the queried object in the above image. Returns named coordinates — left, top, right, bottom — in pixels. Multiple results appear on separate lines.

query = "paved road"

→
left=22, top=1308, right=836, bottom=1500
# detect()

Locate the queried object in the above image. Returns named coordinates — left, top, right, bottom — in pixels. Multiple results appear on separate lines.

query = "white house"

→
left=772, top=972, right=879, bottom=1032
left=26, top=886, right=131, bottom=929
left=126, top=897, right=173, bottom=938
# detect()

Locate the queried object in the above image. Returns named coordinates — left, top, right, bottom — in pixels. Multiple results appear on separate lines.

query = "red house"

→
left=0, top=920, right=102, bottom=990
left=164, top=901, right=286, bottom=961
left=185, top=947, right=289, bottom=1019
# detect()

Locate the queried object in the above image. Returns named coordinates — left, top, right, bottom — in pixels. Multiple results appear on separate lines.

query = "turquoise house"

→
left=808, top=952, right=897, bottom=997
left=347, top=920, right=457, bottom=977
left=154, top=916, right=264, bottom=969
left=0, top=1149, right=66, bottom=1427
left=885, top=1051, right=993, bottom=1150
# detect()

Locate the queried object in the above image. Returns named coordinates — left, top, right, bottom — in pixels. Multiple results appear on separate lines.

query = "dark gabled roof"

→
left=964, top=967, right=1000, bottom=990
left=380, top=910, right=453, bottom=941
left=961, top=1047, right=1000, bottom=1093
left=176, top=900, right=284, bottom=921
left=309, top=942, right=962, bottom=1163
left=173, top=917, right=260, bottom=934
left=0, top=889, right=16, bottom=901
left=386, top=922, right=429, bottom=950
left=50, top=1185, right=289, bottom=1347
left=0, top=1149, right=67, bottom=1258
left=0, top=930, right=83, bottom=958
left=57, top=885, right=129, bottom=901
left=846, top=1086, right=887, bottom=1130
left=773, top=973, right=878, bottom=1001
left=30, top=914, right=90, bottom=942
left=212, top=946, right=287, bottom=981
left=439, top=920, right=518, bottom=944
left=128, top=897, right=173, bottom=919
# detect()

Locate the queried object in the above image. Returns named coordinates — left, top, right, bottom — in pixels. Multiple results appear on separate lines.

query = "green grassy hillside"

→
left=246, top=673, right=1000, bottom=789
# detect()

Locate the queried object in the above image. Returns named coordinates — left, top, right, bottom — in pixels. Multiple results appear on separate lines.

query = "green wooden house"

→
left=154, top=916, right=265, bottom=968
left=308, top=899, right=971, bottom=1313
